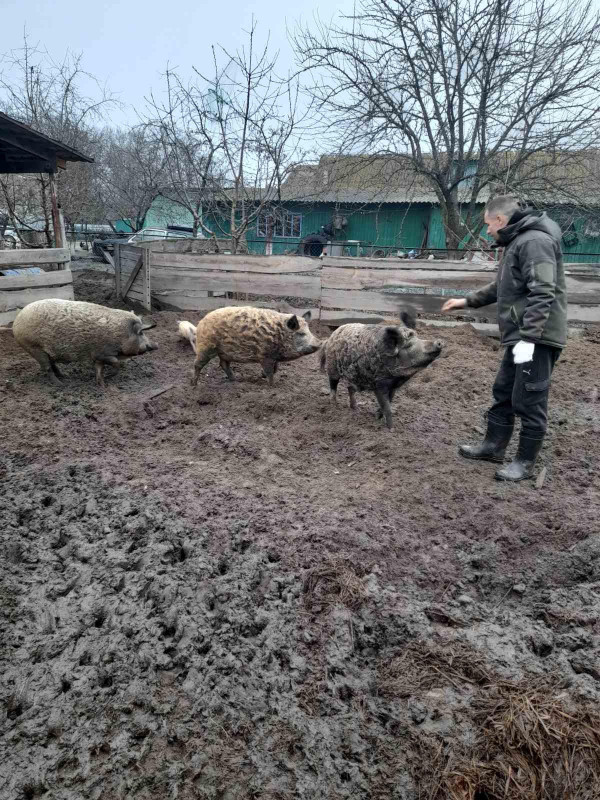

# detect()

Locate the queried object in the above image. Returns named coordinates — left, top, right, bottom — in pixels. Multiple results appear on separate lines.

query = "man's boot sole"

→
left=495, top=469, right=534, bottom=482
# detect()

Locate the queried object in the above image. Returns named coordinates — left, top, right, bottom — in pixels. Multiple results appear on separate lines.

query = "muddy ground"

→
left=1, top=269, right=600, bottom=799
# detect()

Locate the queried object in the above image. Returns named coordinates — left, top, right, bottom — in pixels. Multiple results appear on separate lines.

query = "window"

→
left=257, top=211, right=302, bottom=238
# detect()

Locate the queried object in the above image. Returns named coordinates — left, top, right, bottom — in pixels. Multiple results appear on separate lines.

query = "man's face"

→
left=484, top=211, right=510, bottom=242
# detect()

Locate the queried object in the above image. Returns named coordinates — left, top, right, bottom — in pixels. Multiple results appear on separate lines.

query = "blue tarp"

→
left=0, top=267, right=44, bottom=276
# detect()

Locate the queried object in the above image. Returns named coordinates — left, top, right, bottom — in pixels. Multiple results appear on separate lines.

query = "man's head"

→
left=484, top=195, right=523, bottom=241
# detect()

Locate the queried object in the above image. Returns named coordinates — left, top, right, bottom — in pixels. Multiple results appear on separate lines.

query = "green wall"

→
left=142, top=194, right=600, bottom=261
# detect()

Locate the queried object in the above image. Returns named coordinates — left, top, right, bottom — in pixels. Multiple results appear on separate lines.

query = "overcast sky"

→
left=2, top=0, right=349, bottom=125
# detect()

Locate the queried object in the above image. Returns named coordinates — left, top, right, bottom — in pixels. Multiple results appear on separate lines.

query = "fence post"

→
left=114, top=244, right=121, bottom=300
left=142, top=247, right=151, bottom=311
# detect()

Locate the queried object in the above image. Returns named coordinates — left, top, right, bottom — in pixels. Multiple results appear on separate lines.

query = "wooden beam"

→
left=114, top=244, right=121, bottom=299
left=0, top=282, right=74, bottom=313
left=150, top=252, right=322, bottom=274
left=48, top=172, right=63, bottom=250
left=0, top=270, right=73, bottom=289
left=322, top=255, right=498, bottom=272
left=150, top=268, right=321, bottom=300
left=142, top=247, right=151, bottom=311
left=0, top=248, right=70, bottom=267
left=122, top=253, right=144, bottom=298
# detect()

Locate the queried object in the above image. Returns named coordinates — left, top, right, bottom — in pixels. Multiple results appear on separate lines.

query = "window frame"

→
left=257, top=210, right=302, bottom=238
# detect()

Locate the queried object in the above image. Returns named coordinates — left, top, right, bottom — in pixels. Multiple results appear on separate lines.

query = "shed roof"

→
left=0, top=111, right=94, bottom=174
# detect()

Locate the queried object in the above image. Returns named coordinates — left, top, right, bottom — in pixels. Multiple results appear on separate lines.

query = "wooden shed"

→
left=0, top=111, right=93, bottom=324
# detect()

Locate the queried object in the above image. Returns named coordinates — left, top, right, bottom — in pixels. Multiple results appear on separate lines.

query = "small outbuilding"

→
left=0, top=111, right=93, bottom=323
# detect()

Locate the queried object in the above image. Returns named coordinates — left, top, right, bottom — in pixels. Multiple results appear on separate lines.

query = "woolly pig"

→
left=12, top=299, right=158, bottom=387
left=182, top=306, right=321, bottom=386
left=320, top=313, right=443, bottom=429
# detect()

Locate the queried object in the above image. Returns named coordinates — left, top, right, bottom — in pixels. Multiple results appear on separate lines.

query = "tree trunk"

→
left=441, top=199, right=465, bottom=260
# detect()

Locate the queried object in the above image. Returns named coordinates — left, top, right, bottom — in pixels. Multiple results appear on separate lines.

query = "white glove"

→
left=513, top=340, right=535, bottom=364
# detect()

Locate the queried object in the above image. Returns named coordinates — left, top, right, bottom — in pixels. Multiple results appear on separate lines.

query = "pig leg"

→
left=347, top=384, right=358, bottom=410
left=95, top=361, right=106, bottom=388
left=374, top=387, right=393, bottom=429
left=329, top=376, right=339, bottom=402
left=49, top=359, right=64, bottom=380
left=30, top=347, right=62, bottom=386
left=262, top=358, right=277, bottom=386
left=219, top=358, right=235, bottom=381
left=191, top=349, right=214, bottom=387
left=376, top=378, right=406, bottom=421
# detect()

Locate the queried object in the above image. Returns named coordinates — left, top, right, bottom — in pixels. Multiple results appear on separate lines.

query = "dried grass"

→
left=302, top=556, right=366, bottom=611
left=434, top=681, right=600, bottom=800
left=378, top=644, right=494, bottom=698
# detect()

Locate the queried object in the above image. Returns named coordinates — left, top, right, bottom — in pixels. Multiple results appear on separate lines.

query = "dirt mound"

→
left=1, top=273, right=599, bottom=799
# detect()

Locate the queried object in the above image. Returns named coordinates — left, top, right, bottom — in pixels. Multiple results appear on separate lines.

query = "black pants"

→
left=488, top=344, right=561, bottom=437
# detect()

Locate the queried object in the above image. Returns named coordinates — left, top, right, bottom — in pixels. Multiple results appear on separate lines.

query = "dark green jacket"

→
left=466, top=213, right=567, bottom=348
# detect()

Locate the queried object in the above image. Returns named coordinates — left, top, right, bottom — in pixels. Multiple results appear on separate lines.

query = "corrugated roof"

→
left=0, top=111, right=93, bottom=174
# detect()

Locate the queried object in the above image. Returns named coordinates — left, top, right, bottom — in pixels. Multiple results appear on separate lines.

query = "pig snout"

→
left=429, top=339, right=443, bottom=353
left=138, top=336, right=158, bottom=353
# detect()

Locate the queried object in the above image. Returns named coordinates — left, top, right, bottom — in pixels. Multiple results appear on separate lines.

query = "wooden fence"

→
left=0, top=248, right=73, bottom=325
left=113, top=244, right=600, bottom=326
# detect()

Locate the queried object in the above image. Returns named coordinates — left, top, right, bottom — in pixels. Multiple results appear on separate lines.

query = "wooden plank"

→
left=0, top=248, right=70, bottom=267
left=114, top=244, right=121, bottom=299
left=122, top=254, right=144, bottom=299
left=150, top=252, right=321, bottom=274
left=323, top=255, right=498, bottom=272
left=0, top=283, right=74, bottom=313
left=321, top=287, right=497, bottom=320
left=142, top=248, right=151, bottom=311
left=0, top=270, right=73, bottom=290
left=150, top=268, right=321, bottom=300
left=0, top=309, right=18, bottom=325
left=152, top=293, right=314, bottom=317
left=322, top=266, right=494, bottom=290
left=567, top=304, right=600, bottom=323
left=323, top=267, right=600, bottom=305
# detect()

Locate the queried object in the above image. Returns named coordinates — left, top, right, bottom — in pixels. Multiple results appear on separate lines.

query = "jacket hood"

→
left=496, top=212, right=562, bottom=247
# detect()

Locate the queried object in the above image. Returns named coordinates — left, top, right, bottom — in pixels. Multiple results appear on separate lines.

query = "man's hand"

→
left=441, top=298, right=467, bottom=312
left=513, top=340, right=535, bottom=364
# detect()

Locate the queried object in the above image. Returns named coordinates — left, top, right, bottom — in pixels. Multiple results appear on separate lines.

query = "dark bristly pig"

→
left=180, top=306, right=321, bottom=386
left=11, top=299, right=158, bottom=387
left=320, top=312, right=443, bottom=429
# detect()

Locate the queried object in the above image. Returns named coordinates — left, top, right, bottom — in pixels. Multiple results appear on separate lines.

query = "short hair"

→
left=485, top=195, right=522, bottom=219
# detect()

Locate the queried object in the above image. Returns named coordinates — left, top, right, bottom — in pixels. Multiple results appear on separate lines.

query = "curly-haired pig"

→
left=182, top=306, right=321, bottom=386
left=320, top=314, right=443, bottom=429
left=12, top=299, right=158, bottom=387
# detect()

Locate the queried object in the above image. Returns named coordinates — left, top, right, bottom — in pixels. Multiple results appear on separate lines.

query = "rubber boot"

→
left=459, top=417, right=514, bottom=463
left=495, top=432, right=544, bottom=482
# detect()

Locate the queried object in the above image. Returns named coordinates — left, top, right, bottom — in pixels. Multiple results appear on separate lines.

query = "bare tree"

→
left=144, top=74, right=219, bottom=239
left=145, top=21, right=313, bottom=253
left=96, top=126, right=170, bottom=233
left=293, top=0, right=600, bottom=252
left=0, top=34, right=114, bottom=244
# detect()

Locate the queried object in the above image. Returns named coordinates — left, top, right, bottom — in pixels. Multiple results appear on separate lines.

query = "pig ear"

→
left=287, top=314, right=300, bottom=330
left=302, top=310, right=312, bottom=322
left=383, top=327, right=401, bottom=352
left=400, top=308, right=417, bottom=330
left=141, top=321, right=156, bottom=331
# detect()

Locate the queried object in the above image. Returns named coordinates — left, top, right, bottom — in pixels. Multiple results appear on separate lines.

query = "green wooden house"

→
left=142, top=154, right=600, bottom=262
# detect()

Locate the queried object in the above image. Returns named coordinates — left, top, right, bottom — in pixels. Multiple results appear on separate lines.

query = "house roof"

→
left=0, top=111, right=94, bottom=174
left=280, top=152, right=600, bottom=207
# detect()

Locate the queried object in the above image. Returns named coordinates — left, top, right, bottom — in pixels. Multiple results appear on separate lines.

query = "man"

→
left=441, top=196, right=567, bottom=481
